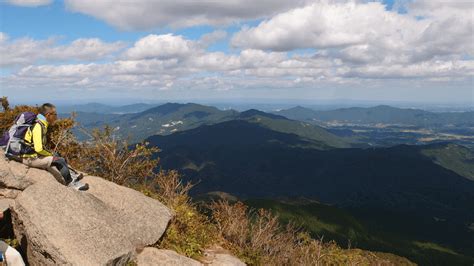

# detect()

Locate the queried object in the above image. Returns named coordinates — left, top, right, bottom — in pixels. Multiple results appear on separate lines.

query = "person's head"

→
left=39, top=103, right=57, bottom=124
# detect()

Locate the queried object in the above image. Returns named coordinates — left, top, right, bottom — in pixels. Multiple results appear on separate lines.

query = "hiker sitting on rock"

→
left=20, top=103, right=88, bottom=191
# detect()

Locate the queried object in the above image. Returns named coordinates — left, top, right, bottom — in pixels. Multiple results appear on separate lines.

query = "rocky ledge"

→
left=0, top=154, right=244, bottom=265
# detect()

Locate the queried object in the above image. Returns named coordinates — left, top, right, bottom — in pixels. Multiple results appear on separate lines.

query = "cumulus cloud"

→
left=231, top=1, right=473, bottom=65
left=123, top=34, right=197, bottom=60
left=341, top=60, right=474, bottom=79
left=0, top=35, right=126, bottom=67
left=232, top=2, right=392, bottom=50
left=64, top=0, right=311, bottom=30
left=6, top=35, right=472, bottom=93
left=7, top=0, right=52, bottom=7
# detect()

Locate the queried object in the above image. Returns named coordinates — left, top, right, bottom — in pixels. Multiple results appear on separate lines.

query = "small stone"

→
left=137, top=248, right=202, bottom=266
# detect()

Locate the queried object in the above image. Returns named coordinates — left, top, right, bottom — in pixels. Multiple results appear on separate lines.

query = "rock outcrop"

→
left=136, top=247, right=246, bottom=266
left=0, top=154, right=246, bottom=266
left=137, top=248, right=201, bottom=266
left=0, top=154, right=173, bottom=265
left=202, top=246, right=246, bottom=266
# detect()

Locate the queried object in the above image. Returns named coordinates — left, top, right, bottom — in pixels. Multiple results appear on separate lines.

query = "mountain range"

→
left=71, top=103, right=351, bottom=147
left=274, top=105, right=474, bottom=126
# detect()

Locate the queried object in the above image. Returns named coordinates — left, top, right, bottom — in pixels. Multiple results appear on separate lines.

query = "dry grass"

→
left=210, top=200, right=404, bottom=265
left=76, top=126, right=160, bottom=185
left=136, top=170, right=217, bottom=258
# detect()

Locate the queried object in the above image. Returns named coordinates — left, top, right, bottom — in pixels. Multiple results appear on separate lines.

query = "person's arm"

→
left=32, top=124, right=52, bottom=157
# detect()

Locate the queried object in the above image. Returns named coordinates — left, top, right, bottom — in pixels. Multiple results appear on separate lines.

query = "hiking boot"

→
left=71, top=172, right=84, bottom=181
left=68, top=180, right=89, bottom=191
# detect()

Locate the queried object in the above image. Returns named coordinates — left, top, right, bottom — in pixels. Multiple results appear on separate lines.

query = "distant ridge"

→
left=239, top=109, right=288, bottom=120
left=275, top=105, right=474, bottom=126
left=134, top=102, right=187, bottom=117
left=70, top=102, right=350, bottom=147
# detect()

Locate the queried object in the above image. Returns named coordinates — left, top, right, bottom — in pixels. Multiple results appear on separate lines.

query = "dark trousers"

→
left=51, top=157, right=72, bottom=184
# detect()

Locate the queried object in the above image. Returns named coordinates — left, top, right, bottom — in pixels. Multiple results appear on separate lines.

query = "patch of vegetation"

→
left=136, top=170, right=216, bottom=258
left=421, top=143, right=474, bottom=180
left=241, top=112, right=350, bottom=149
left=413, top=241, right=459, bottom=255
left=246, top=198, right=474, bottom=266
left=210, top=200, right=405, bottom=265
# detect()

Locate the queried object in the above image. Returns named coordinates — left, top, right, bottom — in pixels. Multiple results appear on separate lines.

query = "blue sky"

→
left=1, top=0, right=396, bottom=45
left=1, top=1, right=268, bottom=54
left=0, top=0, right=472, bottom=105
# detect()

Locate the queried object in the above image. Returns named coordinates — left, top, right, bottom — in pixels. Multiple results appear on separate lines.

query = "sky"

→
left=0, top=0, right=473, bottom=105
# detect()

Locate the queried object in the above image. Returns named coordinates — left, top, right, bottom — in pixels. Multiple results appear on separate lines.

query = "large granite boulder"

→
left=0, top=155, right=173, bottom=265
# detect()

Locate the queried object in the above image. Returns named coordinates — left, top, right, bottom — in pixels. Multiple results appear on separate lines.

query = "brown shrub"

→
left=210, top=200, right=397, bottom=266
left=76, top=126, right=160, bottom=185
left=210, top=200, right=305, bottom=265
left=136, top=170, right=217, bottom=258
left=0, top=104, right=39, bottom=135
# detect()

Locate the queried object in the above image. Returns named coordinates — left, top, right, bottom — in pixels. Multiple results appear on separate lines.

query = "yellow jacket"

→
left=23, top=114, right=53, bottom=157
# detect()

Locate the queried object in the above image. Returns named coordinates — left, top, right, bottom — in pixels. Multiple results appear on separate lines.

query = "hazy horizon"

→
left=7, top=97, right=473, bottom=113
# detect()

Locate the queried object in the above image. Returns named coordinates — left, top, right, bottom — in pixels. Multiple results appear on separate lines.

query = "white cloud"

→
left=341, top=60, right=474, bottom=79
left=64, top=0, right=311, bottom=30
left=6, top=40, right=472, bottom=94
left=0, top=35, right=125, bottom=67
left=7, top=0, right=52, bottom=7
left=123, top=34, right=197, bottom=60
left=232, top=1, right=473, bottom=65
left=232, top=2, right=403, bottom=50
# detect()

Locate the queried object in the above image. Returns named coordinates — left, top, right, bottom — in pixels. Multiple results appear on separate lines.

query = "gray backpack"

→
left=0, top=112, right=37, bottom=161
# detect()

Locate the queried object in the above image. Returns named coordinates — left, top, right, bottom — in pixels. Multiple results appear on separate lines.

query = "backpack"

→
left=0, top=112, right=37, bottom=161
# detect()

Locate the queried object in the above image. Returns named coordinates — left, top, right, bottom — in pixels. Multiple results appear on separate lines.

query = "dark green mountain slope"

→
left=146, top=122, right=474, bottom=265
left=148, top=120, right=342, bottom=150
left=421, top=143, right=474, bottom=180
left=148, top=127, right=474, bottom=210
left=237, top=110, right=350, bottom=148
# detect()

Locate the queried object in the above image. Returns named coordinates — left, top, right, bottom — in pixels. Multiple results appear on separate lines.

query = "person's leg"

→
left=22, top=156, right=53, bottom=170
left=23, top=156, right=89, bottom=190
left=22, top=156, right=64, bottom=184
left=50, top=157, right=72, bottom=184
left=5, top=246, right=25, bottom=266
